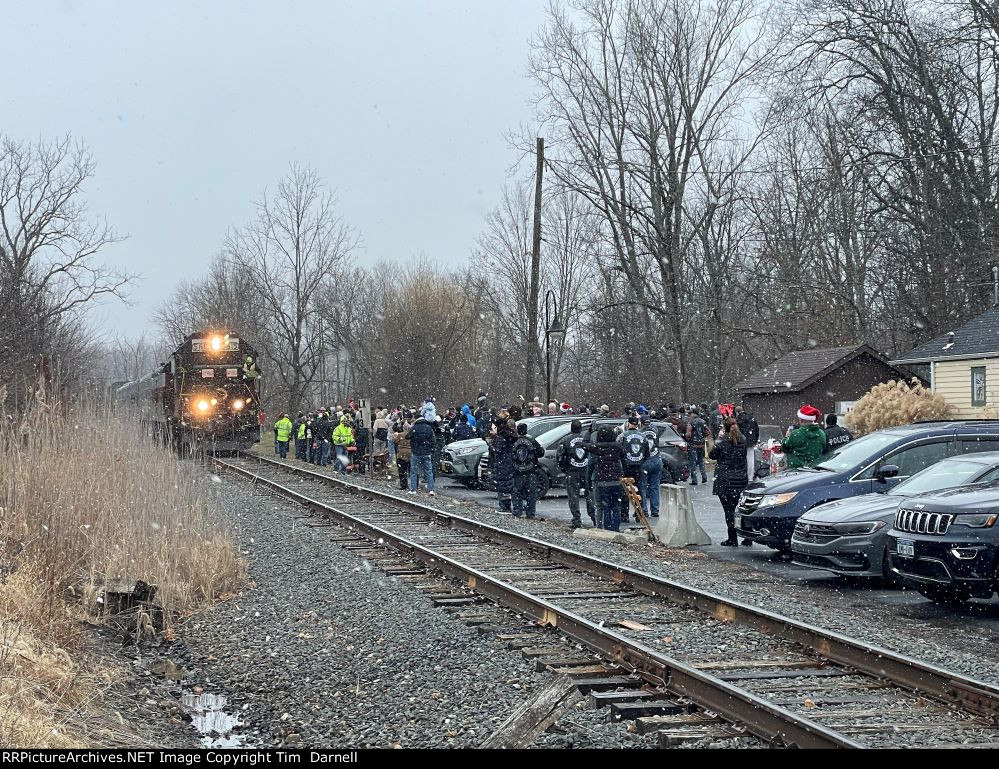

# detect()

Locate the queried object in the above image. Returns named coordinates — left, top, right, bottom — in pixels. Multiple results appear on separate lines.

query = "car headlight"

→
left=952, top=514, right=998, bottom=528
left=453, top=446, right=479, bottom=456
left=830, top=520, right=886, bottom=536
left=758, top=492, right=798, bottom=508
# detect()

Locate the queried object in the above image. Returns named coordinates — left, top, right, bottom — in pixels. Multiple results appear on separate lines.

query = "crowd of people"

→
left=269, top=393, right=854, bottom=545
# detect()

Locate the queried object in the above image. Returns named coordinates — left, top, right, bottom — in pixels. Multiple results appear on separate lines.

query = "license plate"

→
left=896, top=539, right=915, bottom=558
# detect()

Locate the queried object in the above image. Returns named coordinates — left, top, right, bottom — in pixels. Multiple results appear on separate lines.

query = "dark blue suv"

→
left=736, top=421, right=999, bottom=553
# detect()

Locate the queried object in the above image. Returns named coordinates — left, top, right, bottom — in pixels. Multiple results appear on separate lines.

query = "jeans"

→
left=565, top=472, right=592, bottom=526
left=315, top=441, right=329, bottom=467
left=274, top=437, right=279, bottom=455
left=334, top=444, right=348, bottom=471
left=397, top=458, right=410, bottom=489
left=277, top=440, right=289, bottom=459
left=688, top=446, right=706, bottom=483
left=388, top=437, right=397, bottom=463
left=599, top=484, right=622, bottom=531
left=296, top=438, right=306, bottom=460
left=409, top=454, right=434, bottom=491
left=512, top=472, right=537, bottom=518
left=641, top=456, right=663, bottom=515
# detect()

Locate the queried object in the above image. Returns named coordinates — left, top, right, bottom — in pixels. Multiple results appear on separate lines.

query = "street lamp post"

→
left=544, top=289, right=565, bottom=407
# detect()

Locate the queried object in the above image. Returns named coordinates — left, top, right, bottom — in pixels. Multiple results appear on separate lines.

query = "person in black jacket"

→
left=489, top=419, right=517, bottom=512
left=557, top=419, right=595, bottom=528
left=453, top=413, right=475, bottom=441
left=585, top=426, right=627, bottom=532
left=619, top=415, right=650, bottom=523
left=312, top=412, right=333, bottom=467
left=709, top=417, right=749, bottom=546
left=406, top=417, right=436, bottom=495
left=823, top=413, right=853, bottom=454
left=511, top=423, right=545, bottom=519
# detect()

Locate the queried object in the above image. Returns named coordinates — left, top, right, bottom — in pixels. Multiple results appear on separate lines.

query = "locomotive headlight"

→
left=210, top=398, right=218, bottom=406
left=196, top=400, right=211, bottom=412
left=233, top=399, right=245, bottom=411
left=210, top=335, right=223, bottom=351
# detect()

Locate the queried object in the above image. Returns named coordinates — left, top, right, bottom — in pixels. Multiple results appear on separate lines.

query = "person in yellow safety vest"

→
left=332, top=415, right=355, bottom=473
left=274, top=413, right=293, bottom=459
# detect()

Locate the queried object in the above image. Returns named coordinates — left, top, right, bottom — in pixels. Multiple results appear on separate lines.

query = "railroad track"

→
left=213, top=452, right=999, bottom=749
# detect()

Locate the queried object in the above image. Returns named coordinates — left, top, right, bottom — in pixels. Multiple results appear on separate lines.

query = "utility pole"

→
left=525, top=137, right=544, bottom=402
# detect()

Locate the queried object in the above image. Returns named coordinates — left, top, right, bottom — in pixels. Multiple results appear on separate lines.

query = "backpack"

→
left=512, top=437, right=538, bottom=473
left=375, top=426, right=388, bottom=442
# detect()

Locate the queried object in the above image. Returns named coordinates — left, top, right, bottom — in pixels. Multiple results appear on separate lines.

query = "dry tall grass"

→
left=845, top=378, right=953, bottom=436
left=0, top=399, right=246, bottom=746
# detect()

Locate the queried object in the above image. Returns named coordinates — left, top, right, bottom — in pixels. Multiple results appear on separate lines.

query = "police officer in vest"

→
left=511, top=423, right=545, bottom=519
left=823, top=413, right=854, bottom=455
left=619, top=415, right=650, bottom=523
left=640, top=414, right=663, bottom=518
left=557, top=419, right=595, bottom=529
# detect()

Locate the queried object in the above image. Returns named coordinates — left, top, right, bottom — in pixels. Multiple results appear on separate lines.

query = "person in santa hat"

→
left=780, top=405, right=827, bottom=469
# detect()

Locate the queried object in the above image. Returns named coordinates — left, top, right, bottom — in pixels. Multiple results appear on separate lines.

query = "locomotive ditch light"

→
left=233, top=399, right=245, bottom=411
left=196, top=400, right=211, bottom=412
left=210, top=398, right=218, bottom=406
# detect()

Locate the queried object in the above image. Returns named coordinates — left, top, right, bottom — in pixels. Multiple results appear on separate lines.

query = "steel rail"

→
left=232, top=453, right=999, bottom=726
left=215, top=454, right=863, bottom=748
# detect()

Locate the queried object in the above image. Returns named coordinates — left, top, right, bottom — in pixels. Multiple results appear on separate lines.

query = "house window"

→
left=971, top=366, right=987, bottom=407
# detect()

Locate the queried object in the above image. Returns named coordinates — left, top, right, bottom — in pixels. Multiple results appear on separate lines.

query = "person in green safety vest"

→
left=274, top=413, right=293, bottom=459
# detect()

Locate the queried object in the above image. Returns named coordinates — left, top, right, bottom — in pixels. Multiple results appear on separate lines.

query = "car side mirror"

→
left=875, top=464, right=900, bottom=482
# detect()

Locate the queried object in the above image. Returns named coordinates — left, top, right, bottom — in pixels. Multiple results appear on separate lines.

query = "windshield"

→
left=527, top=419, right=571, bottom=438
left=890, top=458, right=987, bottom=496
left=814, top=432, right=902, bottom=472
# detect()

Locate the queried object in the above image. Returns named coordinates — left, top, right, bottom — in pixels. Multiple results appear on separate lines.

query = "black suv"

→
left=888, top=484, right=999, bottom=604
left=737, top=421, right=999, bottom=553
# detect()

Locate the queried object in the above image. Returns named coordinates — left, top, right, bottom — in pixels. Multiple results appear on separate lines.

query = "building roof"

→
left=891, top=305, right=999, bottom=364
left=737, top=344, right=896, bottom=394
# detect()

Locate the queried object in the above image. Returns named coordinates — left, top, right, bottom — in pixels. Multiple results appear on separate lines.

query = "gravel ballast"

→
left=164, top=474, right=564, bottom=748
left=312, top=462, right=999, bottom=689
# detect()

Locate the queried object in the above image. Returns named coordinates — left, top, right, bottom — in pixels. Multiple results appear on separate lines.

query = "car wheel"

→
left=918, top=586, right=970, bottom=606
left=535, top=470, right=551, bottom=500
left=662, top=465, right=676, bottom=485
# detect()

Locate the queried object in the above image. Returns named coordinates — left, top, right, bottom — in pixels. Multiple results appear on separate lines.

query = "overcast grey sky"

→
left=6, top=0, right=546, bottom=336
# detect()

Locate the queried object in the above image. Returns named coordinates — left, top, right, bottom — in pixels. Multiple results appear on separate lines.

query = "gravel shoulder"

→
left=160, top=470, right=664, bottom=748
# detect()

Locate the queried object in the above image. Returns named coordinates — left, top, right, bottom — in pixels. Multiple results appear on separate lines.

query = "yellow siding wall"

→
left=933, top=358, right=999, bottom=418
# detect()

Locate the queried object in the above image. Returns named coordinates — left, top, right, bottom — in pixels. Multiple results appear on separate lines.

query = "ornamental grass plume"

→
left=845, top=378, right=952, bottom=436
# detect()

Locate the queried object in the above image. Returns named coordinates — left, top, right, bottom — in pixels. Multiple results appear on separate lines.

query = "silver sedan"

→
left=791, top=451, right=999, bottom=579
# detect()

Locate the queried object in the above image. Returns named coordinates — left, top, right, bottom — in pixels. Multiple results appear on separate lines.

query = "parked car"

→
left=438, top=416, right=574, bottom=487
left=478, top=418, right=691, bottom=498
left=888, top=483, right=999, bottom=604
left=736, top=421, right=999, bottom=554
left=792, top=451, right=999, bottom=579
left=581, top=419, right=690, bottom=485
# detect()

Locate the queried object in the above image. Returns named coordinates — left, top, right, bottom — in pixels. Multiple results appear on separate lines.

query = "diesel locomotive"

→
left=114, top=330, right=262, bottom=454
